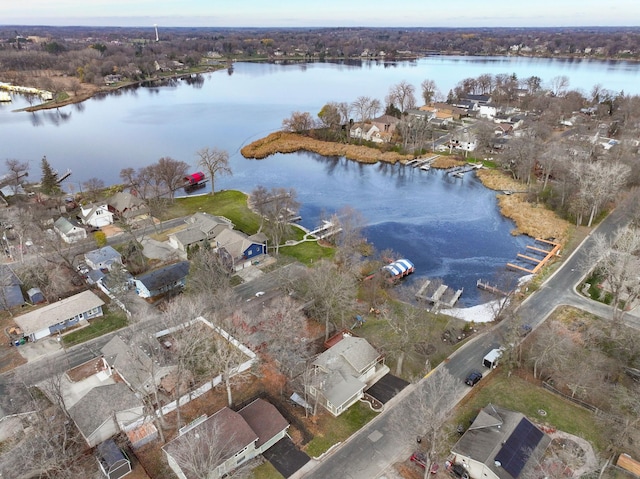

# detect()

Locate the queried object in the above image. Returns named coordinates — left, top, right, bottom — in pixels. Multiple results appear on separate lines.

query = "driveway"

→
left=366, top=373, right=410, bottom=404
left=263, top=437, right=310, bottom=478
left=140, top=238, right=181, bottom=261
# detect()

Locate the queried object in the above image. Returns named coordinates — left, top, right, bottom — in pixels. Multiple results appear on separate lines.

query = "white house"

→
left=350, top=123, right=384, bottom=143
left=79, top=203, right=114, bottom=228
left=163, top=399, right=289, bottom=479
left=53, top=217, right=87, bottom=243
left=306, top=334, right=389, bottom=416
left=14, top=290, right=105, bottom=341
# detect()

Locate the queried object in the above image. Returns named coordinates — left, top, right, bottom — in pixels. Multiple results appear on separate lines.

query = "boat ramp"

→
left=415, top=279, right=463, bottom=308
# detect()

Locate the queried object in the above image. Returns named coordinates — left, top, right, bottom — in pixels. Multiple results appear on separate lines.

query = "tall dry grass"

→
left=241, top=132, right=414, bottom=164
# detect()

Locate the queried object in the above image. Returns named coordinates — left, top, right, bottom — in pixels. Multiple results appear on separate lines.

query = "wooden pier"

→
left=406, top=155, right=440, bottom=170
left=416, top=279, right=463, bottom=308
left=476, top=279, right=510, bottom=297
left=507, top=238, right=561, bottom=274
left=448, top=163, right=483, bottom=178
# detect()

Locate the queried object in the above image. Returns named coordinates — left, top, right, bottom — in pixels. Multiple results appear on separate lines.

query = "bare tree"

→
left=351, top=96, right=381, bottom=124
left=393, top=368, right=459, bottom=478
left=590, top=225, right=640, bottom=328
left=251, top=186, right=299, bottom=255
left=81, top=177, right=105, bottom=202
left=384, top=301, right=425, bottom=376
left=164, top=419, right=251, bottom=479
left=420, top=79, right=438, bottom=105
left=154, top=156, right=190, bottom=199
left=282, top=111, right=315, bottom=133
left=186, top=246, right=232, bottom=296
left=295, top=259, right=358, bottom=340
left=195, top=147, right=232, bottom=195
left=524, top=321, right=573, bottom=380
left=4, top=158, right=29, bottom=191
left=549, top=75, right=570, bottom=97
left=387, top=80, right=417, bottom=114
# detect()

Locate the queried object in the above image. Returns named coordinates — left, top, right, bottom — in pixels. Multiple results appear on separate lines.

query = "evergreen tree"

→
left=40, top=156, right=59, bottom=195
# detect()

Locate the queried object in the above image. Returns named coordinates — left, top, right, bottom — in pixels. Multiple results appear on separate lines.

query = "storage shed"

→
left=382, top=259, right=415, bottom=279
left=26, top=287, right=45, bottom=304
left=96, top=439, right=132, bottom=479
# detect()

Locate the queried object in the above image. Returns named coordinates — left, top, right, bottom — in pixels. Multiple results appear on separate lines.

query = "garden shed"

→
left=96, top=439, right=132, bottom=479
left=26, top=287, right=45, bottom=304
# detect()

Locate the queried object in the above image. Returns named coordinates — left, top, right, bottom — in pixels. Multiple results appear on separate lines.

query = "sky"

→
left=3, top=0, right=640, bottom=28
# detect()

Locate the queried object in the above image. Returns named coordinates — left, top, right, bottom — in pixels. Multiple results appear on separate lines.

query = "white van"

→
left=483, top=348, right=504, bottom=369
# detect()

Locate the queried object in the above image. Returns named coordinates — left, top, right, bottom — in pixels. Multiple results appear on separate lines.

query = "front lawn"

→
left=304, top=402, right=378, bottom=457
left=451, top=369, right=605, bottom=452
left=62, top=308, right=128, bottom=347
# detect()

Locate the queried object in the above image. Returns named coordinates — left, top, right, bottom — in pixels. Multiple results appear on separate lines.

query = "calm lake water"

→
left=2, top=56, right=639, bottom=305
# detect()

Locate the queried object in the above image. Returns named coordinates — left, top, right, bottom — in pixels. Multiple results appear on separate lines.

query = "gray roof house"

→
left=68, top=382, right=144, bottom=447
left=451, top=404, right=551, bottom=479
left=307, top=334, right=389, bottom=416
left=107, top=191, right=149, bottom=220
left=163, top=399, right=288, bottom=479
left=14, top=290, right=105, bottom=341
left=53, top=217, right=87, bottom=243
left=168, top=212, right=233, bottom=252
left=0, top=264, right=25, bottom=310
left=101, top=334, right=175, bottom=395
left=214, top=229, right=267, bottom=271
left=134, top=261, right=190, bottom=299
left=85, top=246, right=123, bottom=271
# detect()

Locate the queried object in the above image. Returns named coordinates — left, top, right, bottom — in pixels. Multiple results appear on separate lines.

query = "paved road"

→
left=301, top=198, right=639, bottom=479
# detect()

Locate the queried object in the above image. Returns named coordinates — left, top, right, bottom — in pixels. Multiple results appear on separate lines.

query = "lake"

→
left=2, top=56, right=639, bottom=305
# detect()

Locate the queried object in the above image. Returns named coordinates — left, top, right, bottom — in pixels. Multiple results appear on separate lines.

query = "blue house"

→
left=214, top=229, right=267, bottom=271
left=134, top=261, right=190, bottom=299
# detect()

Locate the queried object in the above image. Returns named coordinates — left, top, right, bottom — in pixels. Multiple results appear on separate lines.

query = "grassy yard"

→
left=279, top=241, right=335, bottom=265
left=165, top=190, right=261, bottom=234
left=251, top=461, right=284, bottom=479
left=304, top=402, right=378, bottom=457
left=451, top=369, right=606, bottom=452
left=62, top=308, right=128, bottom=347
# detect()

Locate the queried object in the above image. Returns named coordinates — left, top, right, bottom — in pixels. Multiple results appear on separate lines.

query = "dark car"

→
left=451, top=463, right=470, bottom=479
left=464, top=369, right=482, bottom=386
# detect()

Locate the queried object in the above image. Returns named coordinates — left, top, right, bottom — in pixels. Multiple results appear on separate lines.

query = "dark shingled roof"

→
left=238, top=399, right=288, bottom=448
left=136, top=261, right=190, bottom=291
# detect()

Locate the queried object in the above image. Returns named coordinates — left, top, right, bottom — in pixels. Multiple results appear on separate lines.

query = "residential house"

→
left=465, top=93, right=492, bottom=105
left=134, top=261, right=190, bottom=299
left=0, top=264, right=24, bottom=310
left=14, top=290, right=105, bottom=341
left=427, top=103, right=468, bottom=120
left=107, top=191, right=149, bottom=222
left=101, top=334, right=175, bottom=395
left=85, top=246, right=123, bottom=271
left=479, top=104, right=498, bottom=119
left=79, top=203, right=114, bottom=229
left=214, top=229, right=267, bottom=271
left=96, top=439, right=132, bottom=479
left=350, top=123, right=384, bottom=143
left=451, top=404, right=551, bottom=479
left=68, top=381, right=144, bottom=447
left=163, top=399, right=288, bottom=479
left=306, top=334, right=389, bottom=416
left=371, top=114, right=400, bottom=135
left=168, top=212, right=233, bottom=252
left=53, top=217, right=87, bottom=243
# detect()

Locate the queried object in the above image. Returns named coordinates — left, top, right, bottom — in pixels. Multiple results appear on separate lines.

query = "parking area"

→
left=263, top=437, right=310, bottom=478
left=365, top=373, right=410, bottom=404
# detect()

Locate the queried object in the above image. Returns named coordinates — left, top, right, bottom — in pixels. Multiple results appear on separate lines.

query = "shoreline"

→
left=242, top=132, right=572, bottom=244
left=17, top=66, right=226, bottom=113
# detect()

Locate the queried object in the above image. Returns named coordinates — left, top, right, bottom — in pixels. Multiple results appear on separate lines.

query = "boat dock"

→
left=507, top=238, right=561, bottom=274
left=309, top=220, right=341, bottom=240
left=448, top=163, right=483, bottom=178
left=476, top=279, right=510, bottom=297
left=406, top=155, right=440, bottom=170
left=415, top=279, right=463, bottom=308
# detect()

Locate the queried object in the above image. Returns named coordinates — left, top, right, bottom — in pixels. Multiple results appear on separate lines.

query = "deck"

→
left=415, top=279, right=463, bottom=308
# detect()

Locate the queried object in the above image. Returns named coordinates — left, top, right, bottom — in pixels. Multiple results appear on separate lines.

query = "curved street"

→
left=299, top=197, right=639, bottom=479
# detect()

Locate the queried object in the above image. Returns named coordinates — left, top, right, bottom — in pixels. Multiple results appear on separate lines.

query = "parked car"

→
left=410, top=452, right=439, bottom=474
left=464, top=369, right=482, bottom=386
left=76, top=263, right=90, bottom=275
left=450, top=463, right=470, bottom=479
left=519, top=324, right=532, bottom=337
